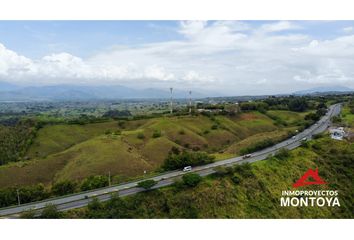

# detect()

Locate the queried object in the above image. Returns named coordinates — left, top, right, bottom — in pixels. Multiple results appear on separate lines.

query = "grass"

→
left=0, top=110, right=309, bottom=188
left=266, top=110, right=309, bottom=126
left=342, top=105, right=354, bottom=127
left=27, top=121, right=119, bottom=158
left=66, top=135, right=354, bottom=219
left=221, top=128, right=295, bottom=156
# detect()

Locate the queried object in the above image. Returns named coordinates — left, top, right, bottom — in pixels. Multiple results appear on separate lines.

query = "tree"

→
left=162, top=151, right=215, bottom=171
left=52, top=180, right=77, bottom=196
left=137, top=179, right=157, bottom=190
left=40, top=204, right=62, bottom=219
left=182, top=173, right=202, bottom=187
left=288, top=98, right=308, bottom=112
left=102, top=110, right=131, bottom=119
left=86, top=198, right=107, bottom=218
left=81, top=176, right=109, bottom=191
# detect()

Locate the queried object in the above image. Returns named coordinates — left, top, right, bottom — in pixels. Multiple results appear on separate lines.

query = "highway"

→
left=0, top=103, right=342, bottom=218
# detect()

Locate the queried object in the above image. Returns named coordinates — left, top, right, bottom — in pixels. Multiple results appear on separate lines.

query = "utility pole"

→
left=108, top=171, right=111, bottom=186
left=16, top=189, right=21, bottom=206
left=170, top=87, right=173, bottom=114
left=189, top=90, right=192, bottom=115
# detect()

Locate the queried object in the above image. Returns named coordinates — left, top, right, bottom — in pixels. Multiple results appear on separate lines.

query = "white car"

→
left=242, top=154, right=252, bottom=159
left=183, top=166, right=192, bottom=172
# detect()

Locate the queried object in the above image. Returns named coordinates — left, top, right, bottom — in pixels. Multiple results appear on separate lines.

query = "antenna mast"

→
left=170, top=87, right=173, bottom=114
left=189, top=90, right=192, bottom=114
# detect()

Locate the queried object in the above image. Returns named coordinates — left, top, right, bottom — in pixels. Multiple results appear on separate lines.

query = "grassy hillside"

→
left=66, top=135, right=353, bottom=219
left=26, top=121, right=119, bottom=158
left=342, top=105, right=354, bottom=127
left=0, top=111, right=308, bottom=188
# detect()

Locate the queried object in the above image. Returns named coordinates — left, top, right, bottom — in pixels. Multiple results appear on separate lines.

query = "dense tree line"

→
left=102, top=110, right=132, bottom=119
left=0, top=175, right=110, bottom=208
left=0, top=119, right=38, bottom=165
left=162, top=148, right=215, bottom=171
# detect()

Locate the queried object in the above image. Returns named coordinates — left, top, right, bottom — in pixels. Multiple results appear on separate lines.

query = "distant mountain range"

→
left=0, top=81, right=353, bottom=101
left=0, top=81, right=206, bottom=101
left=293, top=86, right=354, bottom=95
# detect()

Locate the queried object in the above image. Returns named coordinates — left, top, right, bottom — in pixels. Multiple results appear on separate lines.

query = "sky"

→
left=0, top=20, right=353, bottom=95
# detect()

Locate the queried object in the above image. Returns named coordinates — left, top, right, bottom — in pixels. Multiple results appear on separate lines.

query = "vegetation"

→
left=40, top=204, right=63, bottom=219
left=239, top=138, right=275, bottom=155
left=137, top=179, right=157, bottom=190
left=0, top=184, right=49, bottom=208
left=52, top=180, right=77, bottom=196
left=162, top=150, right=215, bottom=170
left=64, top=135, right=353, bottom=219
left=102, top=110, right=132, bottom=119
left=182, top=173, right=202, bottom=187
left=80, top=176, right=109, bottom=191
left=0, top=119, right=38, bottom=165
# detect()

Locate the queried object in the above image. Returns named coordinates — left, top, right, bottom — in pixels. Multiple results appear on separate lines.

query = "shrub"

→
left=169, top=146, right=180, bottom=155
left=233, top=163, right=254, bottom=178
left=20, top=209, right=36, bottom=219
left=182, top=173, right=202, bottom=187
left=178, top=129, right=185, bottom=135
left=40, top=204, right=62, bottom=219
left=231, top=174, right=241, bottom=184
left=213, top=166, right=234, bottom=177
left=211, top=124, right=218, bottom=130
left=137, top=179, right=157, bottom=190
left=301, top=141, right=309, bottom=148
left=52, top=180, right=77, bottom=196
left=117, top=121, right=126, bottom=128
left=152, top=130, right=161, bottom=138
left=81, top=175, right=109, bottom=191
left=113, top=130, right=121, bottom=135
left=137, top=132, right=145, bottom=139
left=313, top=133, right=324, bottom=139
left=274, top=148, right=290, bottom=160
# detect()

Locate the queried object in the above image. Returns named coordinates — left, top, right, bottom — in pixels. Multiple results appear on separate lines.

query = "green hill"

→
left=0, top=111, right=308, bottom=188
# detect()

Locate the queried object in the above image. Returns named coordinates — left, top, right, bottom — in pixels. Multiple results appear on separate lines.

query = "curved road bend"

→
left=0, top=103, right=342, bottom=217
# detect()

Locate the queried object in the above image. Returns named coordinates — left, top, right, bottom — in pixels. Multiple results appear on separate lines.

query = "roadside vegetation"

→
left=19, top=134, right=346, bottom=219
left=56, top=135, right=352, bottom=219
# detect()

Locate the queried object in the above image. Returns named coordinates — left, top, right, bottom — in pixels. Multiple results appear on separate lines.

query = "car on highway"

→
left=183, top=166, right=192, bottom=172
left=242, top=154, right=252, bottom=159
left=292, top=136, right=296, bottom=139
left=301, top=137, right=307, bottom=141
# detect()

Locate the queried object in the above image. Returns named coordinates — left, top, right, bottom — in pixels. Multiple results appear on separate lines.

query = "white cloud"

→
left=144, top=65, right=175, bottom=81
left=343, top=26, right=353, bottom=33
left=1, top=21, right=354, bottom=95
left=258, top=21, right=300, bottom=33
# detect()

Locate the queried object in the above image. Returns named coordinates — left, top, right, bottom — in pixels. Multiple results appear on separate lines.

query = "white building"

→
left=329, top=127, right=346, bottom=141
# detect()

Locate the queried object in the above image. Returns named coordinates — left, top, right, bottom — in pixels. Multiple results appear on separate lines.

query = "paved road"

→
left=0, top=103, right=341, bottom=217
